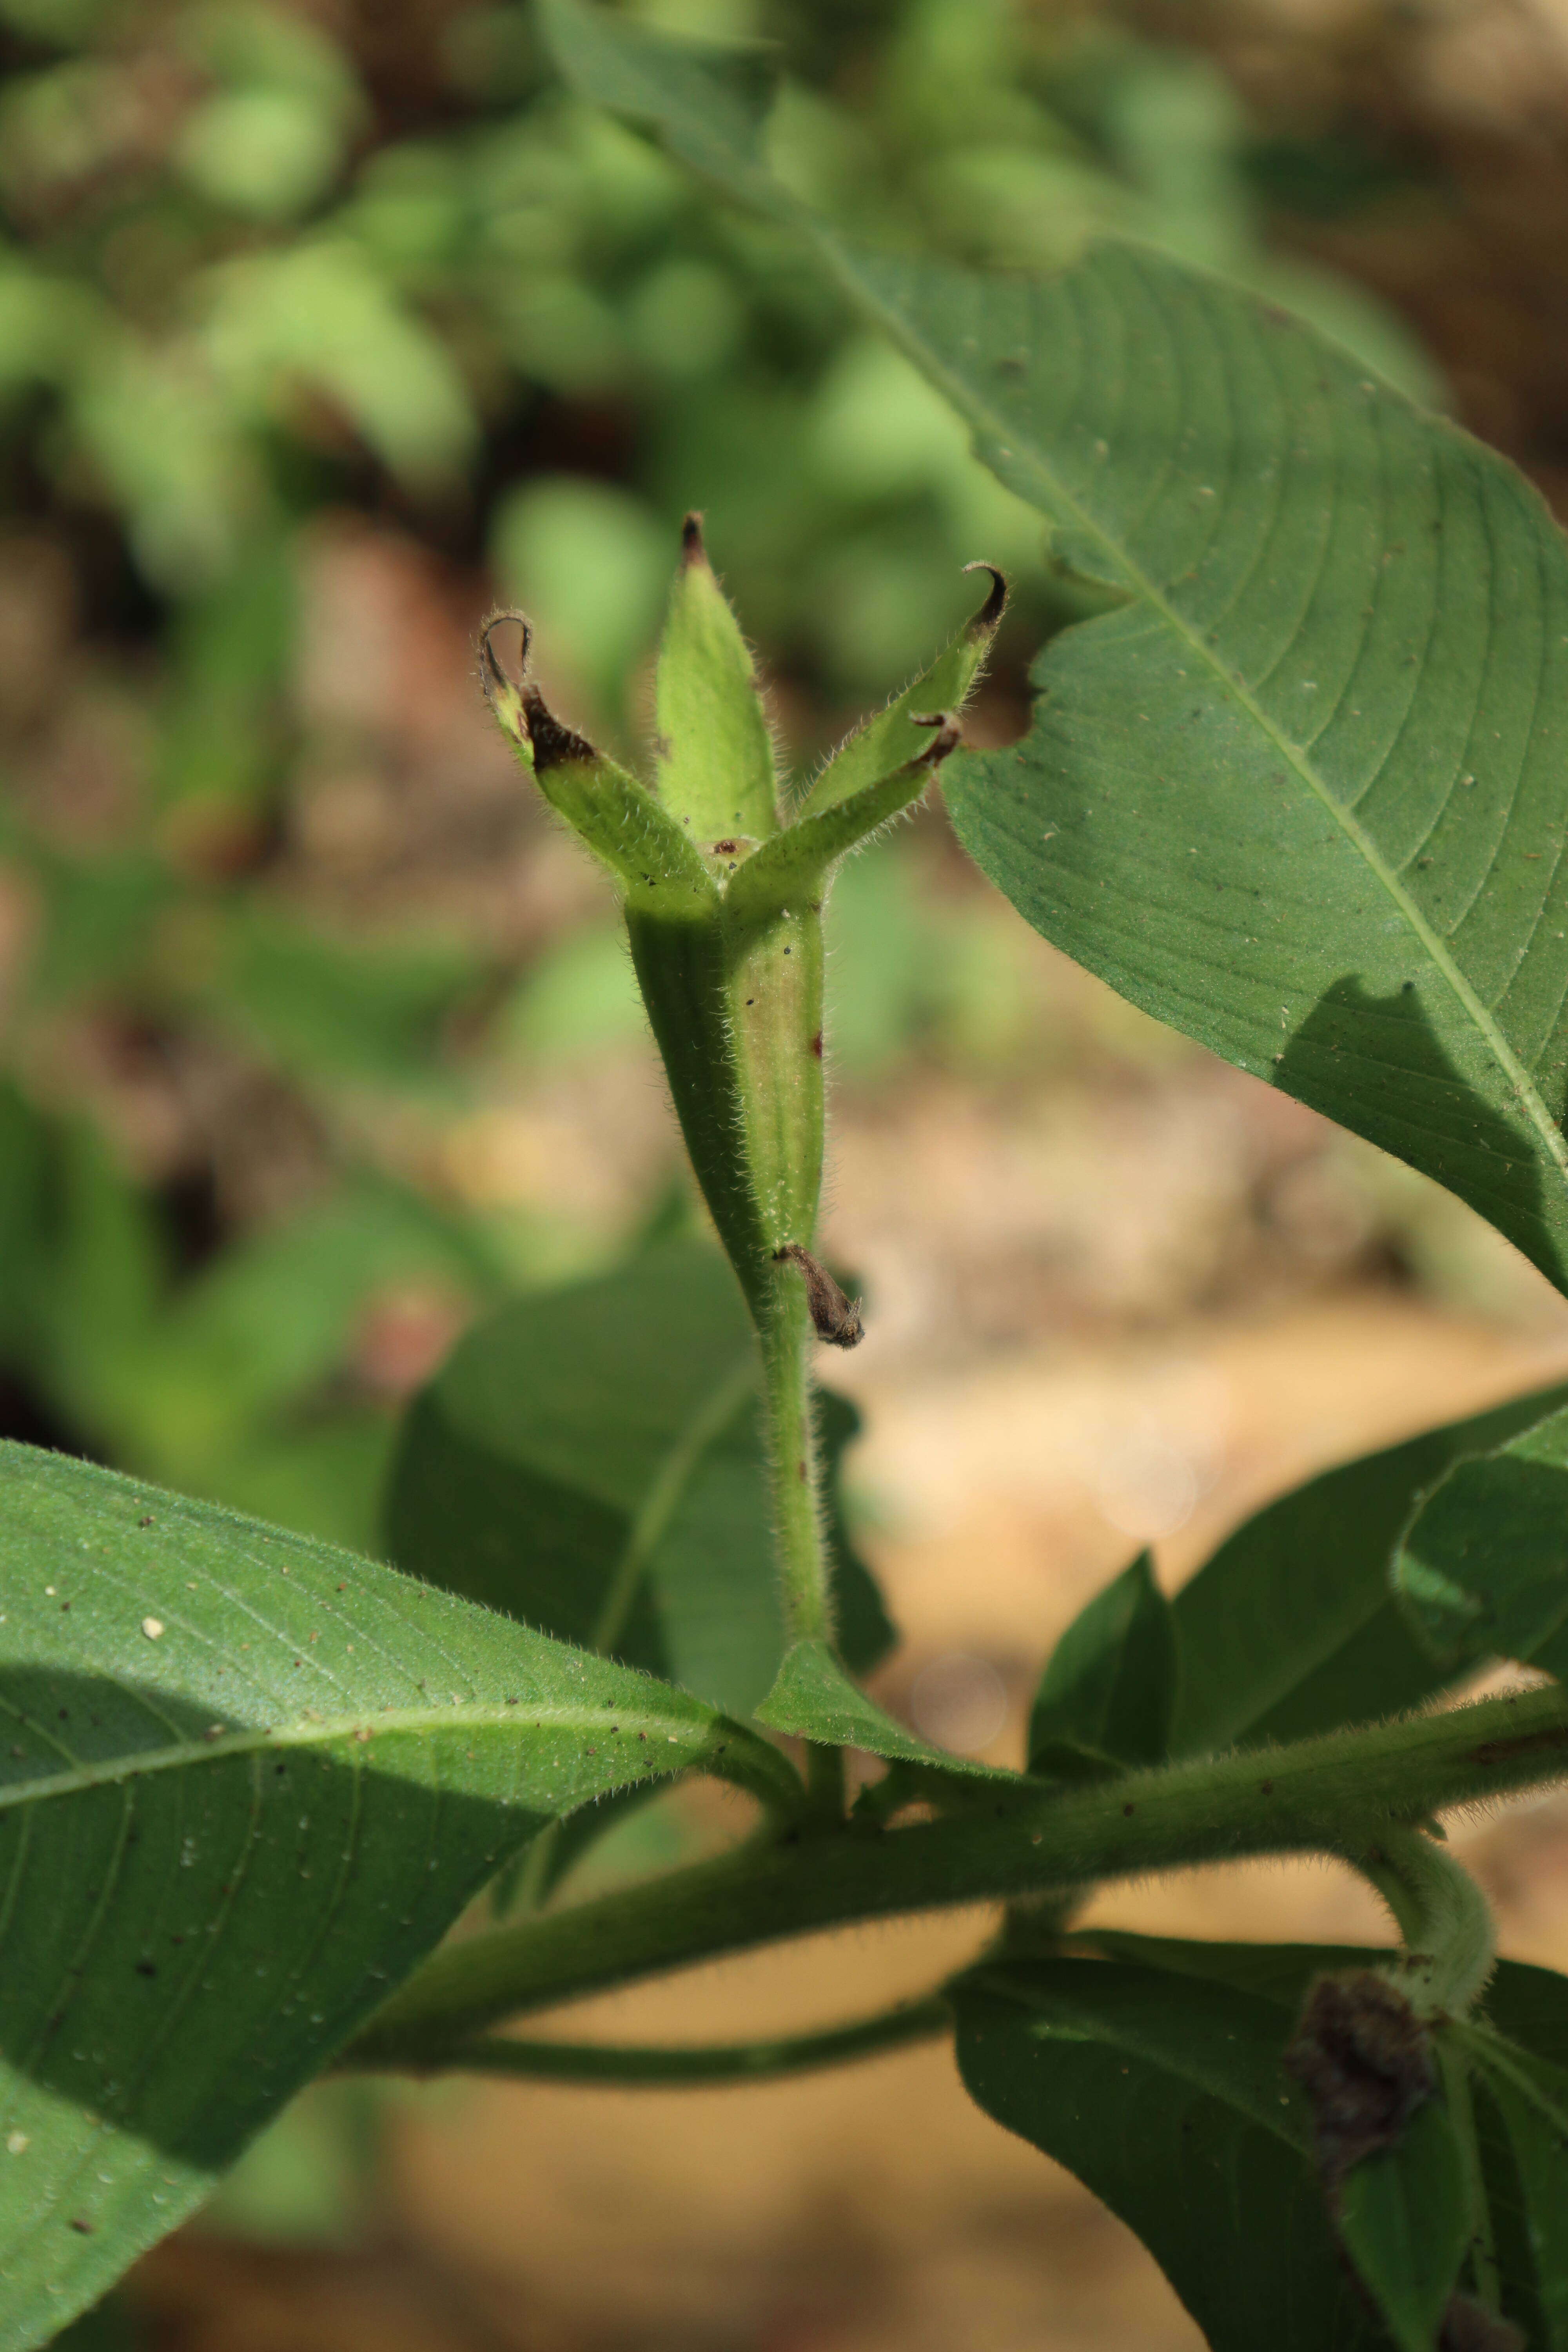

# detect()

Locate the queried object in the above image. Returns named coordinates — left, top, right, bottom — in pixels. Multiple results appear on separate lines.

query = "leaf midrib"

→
left=591, top=1349, right=757, bottom=1655
left=0, top=1700, right=705, bottom=1813
left=820, top=230, right=1568, bottom=1195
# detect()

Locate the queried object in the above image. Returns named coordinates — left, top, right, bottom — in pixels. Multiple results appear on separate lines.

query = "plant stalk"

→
left=344, top=1681, right=1568, bottom=2070
left=372, top=1992, right=951, bottom=2086
left=1353, top=1823, right=1497, bottom=2018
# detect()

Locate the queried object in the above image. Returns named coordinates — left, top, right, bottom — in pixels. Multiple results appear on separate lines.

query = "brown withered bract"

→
left=773, top=1245, right=864, bottom=1348
left=1283, top=1971, right=1437, bottom=2190
left=1440, top=2295, right=1526, bottom=2352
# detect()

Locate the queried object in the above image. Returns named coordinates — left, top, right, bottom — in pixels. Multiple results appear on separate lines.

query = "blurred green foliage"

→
left=0, top=0, right=1437, bottom=1563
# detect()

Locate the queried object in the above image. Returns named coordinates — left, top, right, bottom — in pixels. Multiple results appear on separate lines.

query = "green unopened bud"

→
left=480, top=545, right=1002, bottom=1336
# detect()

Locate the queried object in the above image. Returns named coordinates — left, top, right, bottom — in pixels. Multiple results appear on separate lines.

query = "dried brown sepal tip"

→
left=773, top=1244, right=864, bottom=1348
left=480, top=611, right=533, bottom=740
left=1440, top=2296, right=1526, bottom=2352
left=681, top=511, right=707, bottom=564
left=910, top=711, right=963, bottom=766
left=962, top=561, right=1009, bottom=635
left=1284, top=1971, right=1437, bottom=2193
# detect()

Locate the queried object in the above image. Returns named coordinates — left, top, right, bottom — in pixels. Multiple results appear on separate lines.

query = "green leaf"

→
left=0, top=1441, right=784, bottom=2347
left=953, top=1955, right=1378, bottom=2352
left=895, top=244, right=1568, bottom=1298
left=1395, top=1399, right=1568, bottom=1679
left=1335, top=2093, right=1470, bottom=2352
left=382, top=1238, right=893, bottom=1717
left=655, top=520, right=779, bottom=844
left=1029, top=1551, right=1177, bottom=1775
left=543, top=0, right=1568, bottom=1294
left=1471, top=2040, right=1568, bottom=2349
left=755, top=1637, right=1014, bottom=1782
left=1469, top=2042, right=1568, bottom=2350
left=1170, top=1381, right=1568, bottom=1756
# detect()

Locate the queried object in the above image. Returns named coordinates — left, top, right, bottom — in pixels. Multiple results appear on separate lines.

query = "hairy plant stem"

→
left=1353, top=1822, right=1497, bottom=2018
left=758, top=1273, right=834, bottom=1649
left=372, top=1993, right=951, bottom=2087
left=344, top=1681, right=1568, bottom=2071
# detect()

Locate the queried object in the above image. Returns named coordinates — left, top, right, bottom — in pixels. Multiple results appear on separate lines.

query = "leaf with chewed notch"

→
left=544, top=0, right=1568, bottom=1300
left=0, top=1442, right=788, bottom=2350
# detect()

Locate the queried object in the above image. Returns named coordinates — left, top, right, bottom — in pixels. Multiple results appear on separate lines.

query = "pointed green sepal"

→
left=726, top=714, right=960, bottom=929
left=798, top=563, right=1005, bottom=822
left=654, top=514, right=780, bottom=846
left=756, top=1639, right=1018, bottom=1784
left=482, top=613, right=718, bottom=918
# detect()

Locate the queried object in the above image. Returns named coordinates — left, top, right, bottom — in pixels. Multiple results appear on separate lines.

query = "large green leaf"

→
left=1170, top=1383, right=1568, bottom=1756
left=543, top=0, right=1568, bottom=1293
left=953, top=1955, right=1378, bottom=2352
left=0, top=1442, right=786, bottom=2348
left=1395, top=1399, right=1568, bottom=1680
left=381, top=1238, right=893, bottom=1719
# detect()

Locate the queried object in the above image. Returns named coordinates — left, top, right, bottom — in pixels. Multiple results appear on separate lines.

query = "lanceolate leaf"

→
left=1029, top=1551, right=1177, bottom=1774
left=0, top=1443, right=786, bottom=2348
left=543, top=0, right=1568, bottom=1294
left=1170, top=1381, right=1568, bottom=1757
left=383, top=1239, right=893, bottom=1718
left=1471, top=2040, right=1568, bottom=2350
left=1334, top=2095, right=1470, bottom=2352
left=1395, top=1399, right=1568, bottom=1679
left=953, top=1956, right=1379, bottom=2352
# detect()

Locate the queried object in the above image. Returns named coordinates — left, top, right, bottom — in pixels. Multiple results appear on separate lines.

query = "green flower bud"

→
left=480, top=535, right=1004, bottom=1332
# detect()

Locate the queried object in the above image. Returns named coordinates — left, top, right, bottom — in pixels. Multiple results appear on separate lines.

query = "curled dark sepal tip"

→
left=962, top=560, right=1008, bottom=634
left=521, top=682, right=598, bottom=776
left=909, top=710, right=963, bottom=766
left=681, top=510, right=707, bottom=563
left=773, top=1244, right=864, bottom=1348
left=480, top=610, right=533, bottom=697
